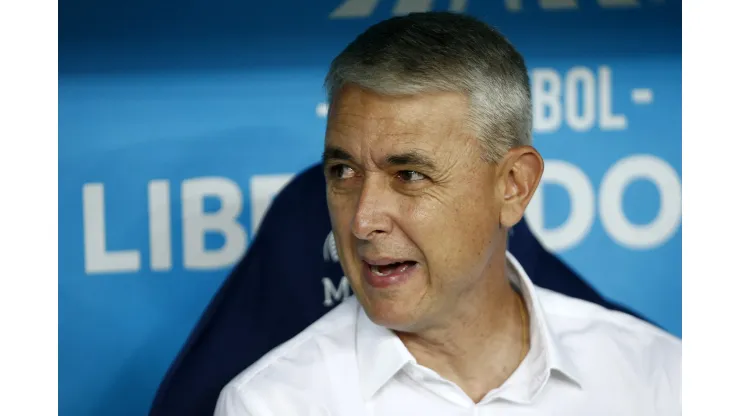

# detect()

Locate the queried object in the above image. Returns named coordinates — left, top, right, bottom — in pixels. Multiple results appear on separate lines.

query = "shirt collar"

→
left=505, top=251, right=582, bottom=399
left=355, top=250, right=583, bottom=402
left=354, top=299, right=416, bottom=400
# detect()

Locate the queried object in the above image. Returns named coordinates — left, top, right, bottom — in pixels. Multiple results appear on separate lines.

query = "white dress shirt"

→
left=215, top=252, right=681, bottom=415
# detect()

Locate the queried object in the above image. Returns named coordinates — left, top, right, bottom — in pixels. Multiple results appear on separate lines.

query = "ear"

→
left=497, top=146, right=544, bottom=228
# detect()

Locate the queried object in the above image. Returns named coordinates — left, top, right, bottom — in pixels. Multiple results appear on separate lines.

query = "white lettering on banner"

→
left=631, top=88, right=654, bottom=105
left=83, top=178, right=248, bottom=274
left=510, top=0, right=640, bottom=10
left=330, top=0, right=380, bottom=18
left=322, top=277, right=352, bottom=306
left=600, top=155, right=682, bottom=249
left=81, top=155, right=680, bottom=275
left=83, top=183, right=141, bottom=274
left=598, top=67, right=628, bottom=130
left=536, top=0, right=578, bottom=9
left=526, top=156, right=682, bottom=252
left=565, top=67, right=596, bottom=131
left=532, top=66, right=627, bottom=133
left=531, top=69, right=561, bottom=132
left=526, top=161, right=595, bottom=252
left=393, top=0, right=435, bottom=15
left=316, top=103, right=330, bottom=118
left=148, top=180, right=172, bottom=271
left=330, top=0, right=467, bottom=18
left=182, top=177, right=247, bottom=270
left=250, top=174, right=295, bottom=237
left=323, top=232, right=340, bottom=263
left=330, top=0, right=642, bottom=18
left=597, top=0, right=640, bottom=7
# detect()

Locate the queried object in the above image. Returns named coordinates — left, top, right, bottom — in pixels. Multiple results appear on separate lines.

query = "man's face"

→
left=323, top=85, right=511, bottom=331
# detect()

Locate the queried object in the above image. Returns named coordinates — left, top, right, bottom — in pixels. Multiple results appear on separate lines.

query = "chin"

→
left=357, top=293, right=423, bottom=331
left=347, top=261, right=429, bottom=329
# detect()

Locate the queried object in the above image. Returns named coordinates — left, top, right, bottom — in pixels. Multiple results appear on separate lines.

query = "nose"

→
left=351, top=179, right=393, bottom=241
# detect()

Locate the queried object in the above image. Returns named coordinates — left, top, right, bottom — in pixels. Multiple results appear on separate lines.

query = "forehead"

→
left=325, top=85, right=474, bottom=151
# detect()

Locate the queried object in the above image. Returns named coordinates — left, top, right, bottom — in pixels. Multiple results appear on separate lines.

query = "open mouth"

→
left=368, top=261, right=418, bottom=276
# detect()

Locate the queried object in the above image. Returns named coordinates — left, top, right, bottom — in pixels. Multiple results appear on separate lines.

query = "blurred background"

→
left=58, top=0, right=681, bottom=415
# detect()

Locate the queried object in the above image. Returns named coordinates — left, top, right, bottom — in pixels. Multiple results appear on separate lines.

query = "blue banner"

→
left=59, top=1, right=681, bottom=415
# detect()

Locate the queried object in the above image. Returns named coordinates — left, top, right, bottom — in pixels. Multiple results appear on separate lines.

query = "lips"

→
left=361, top=259, right=419, bottom=289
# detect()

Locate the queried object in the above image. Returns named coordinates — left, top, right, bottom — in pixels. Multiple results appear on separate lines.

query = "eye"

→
left=329, top=164, right=356, bottom=180
left=396, top=170, right=427, bottom=182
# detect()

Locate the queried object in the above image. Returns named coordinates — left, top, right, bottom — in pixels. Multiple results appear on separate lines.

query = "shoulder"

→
left=215, top=298, right=361, bottom=415
left=537, top=286, right=680, bottom=352
left=536, top=287, right=681, bottom=408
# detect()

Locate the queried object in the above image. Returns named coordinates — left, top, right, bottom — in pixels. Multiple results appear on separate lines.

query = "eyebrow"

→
left=385, top=152, right=437, bottom=171
left=322, top=145, right=437, bottom=171
left=322, top=146, right=355, bottom=166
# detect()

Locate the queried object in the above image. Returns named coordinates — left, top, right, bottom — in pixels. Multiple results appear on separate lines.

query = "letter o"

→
left=599, top=155, right=682, bottom=249
left=526, top=160, right=595, bottom=252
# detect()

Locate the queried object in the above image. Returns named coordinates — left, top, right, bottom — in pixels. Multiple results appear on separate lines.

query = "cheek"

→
left=326, top=194, right=360, bottom=264
left=327, top=192, right=356, bottom=227
left=404, top=199, right=462, bottom=258
left=408, top=188, right=494, bottom=234
left=405, top=193, right=499, bottom=268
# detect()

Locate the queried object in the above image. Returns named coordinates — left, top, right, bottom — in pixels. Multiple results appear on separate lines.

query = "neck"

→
left=394, top=259, right=530, bottom=402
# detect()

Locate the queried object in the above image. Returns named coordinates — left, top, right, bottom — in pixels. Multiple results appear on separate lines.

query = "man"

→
left=215, top=12, right=681, bottom=415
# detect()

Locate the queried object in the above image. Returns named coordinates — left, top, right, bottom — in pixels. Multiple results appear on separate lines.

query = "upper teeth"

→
left=371, top=265, right=391, bottom=276
left=370, top=262, right=411, bottom=276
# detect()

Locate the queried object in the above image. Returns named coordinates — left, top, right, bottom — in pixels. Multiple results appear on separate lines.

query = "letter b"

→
left=182, top=177, right=247, bottom=269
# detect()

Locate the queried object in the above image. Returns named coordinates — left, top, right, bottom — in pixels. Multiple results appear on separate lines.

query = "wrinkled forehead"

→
left=325, top=86, right=476, bottom=158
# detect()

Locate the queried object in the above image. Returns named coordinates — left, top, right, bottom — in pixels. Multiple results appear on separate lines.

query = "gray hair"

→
left=324, top=12, right=532, bottom=162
